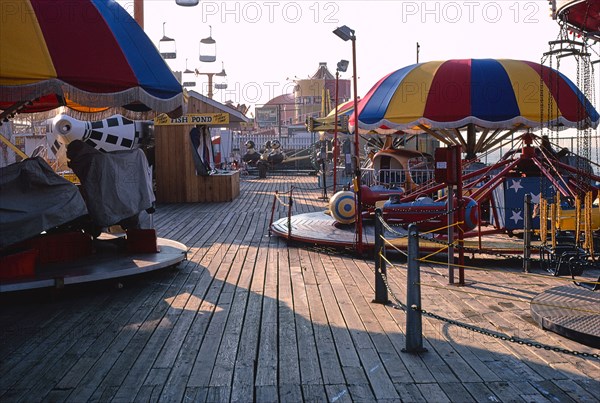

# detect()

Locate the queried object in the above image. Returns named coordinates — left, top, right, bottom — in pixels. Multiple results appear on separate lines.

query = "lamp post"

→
left=333, top=59, right=348, bottom=194
left=333, top=25, right=362, bottom=253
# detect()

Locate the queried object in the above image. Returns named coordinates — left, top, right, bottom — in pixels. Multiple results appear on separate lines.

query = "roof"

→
left=311, top=63, right=335, bottom=80
left=186, top=90, right=249, bottom=124
left=266, top=93, right=295, bottom=106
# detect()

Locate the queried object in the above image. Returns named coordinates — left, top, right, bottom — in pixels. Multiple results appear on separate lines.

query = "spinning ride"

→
left=551, top=0, right=600, bottom=41
left=0, top=0, right=183, bottom=119
left=353, top=59, right=598, bottom=159
left=272, top=59, right=599, bottom=252
left=0, top=0, right=186, bottom=292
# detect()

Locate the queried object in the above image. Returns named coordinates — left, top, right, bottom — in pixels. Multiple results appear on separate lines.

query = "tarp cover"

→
left=0, top=157, right=88, bottom=249
left=67, top=141, right=155, bottom=227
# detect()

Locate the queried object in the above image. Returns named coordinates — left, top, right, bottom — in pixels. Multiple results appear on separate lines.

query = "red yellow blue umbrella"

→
left=352, top=59, right=599, bottom=156
left=0, top=0, right=183, bottom=117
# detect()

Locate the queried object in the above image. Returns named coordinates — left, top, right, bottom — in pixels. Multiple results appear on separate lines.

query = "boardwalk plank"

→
left=1, top=175, right=598, bottom=403
left=289, top=248, right=323, bottom=387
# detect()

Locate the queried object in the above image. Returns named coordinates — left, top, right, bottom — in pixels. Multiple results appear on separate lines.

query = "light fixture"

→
left=176, top=0, right=199, bottom=6
left=159, top=22, right=176, bottom=59
left=337, top=59, right=349, bottom=73
left=199, top=25, right=217, bottom=62
left=333, top=25, right=355, bottom=42
left=182, top=58, right=196, bottom=87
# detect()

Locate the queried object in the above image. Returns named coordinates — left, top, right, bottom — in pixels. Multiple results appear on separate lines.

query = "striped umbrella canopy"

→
left=352, top=59, right=599, bottom=156
left=0, top=0, right=183, bottom=118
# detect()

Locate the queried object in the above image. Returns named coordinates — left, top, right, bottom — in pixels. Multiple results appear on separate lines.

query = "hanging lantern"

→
left=158, top=22, right=176, bottom=59
left=176, top=0, right=199, bottom=5
left=182, top=59, right=196, bottom=87
left=199, top=26, right=217, bottom=62
left=214, top=62, right=227, bottom=90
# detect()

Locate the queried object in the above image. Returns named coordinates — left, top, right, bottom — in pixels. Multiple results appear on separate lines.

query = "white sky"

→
left=118, top=0, right=599, bottom=118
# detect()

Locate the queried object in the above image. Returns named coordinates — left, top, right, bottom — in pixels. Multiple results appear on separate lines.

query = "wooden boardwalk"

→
left=1, top=174, right=599, bottom=402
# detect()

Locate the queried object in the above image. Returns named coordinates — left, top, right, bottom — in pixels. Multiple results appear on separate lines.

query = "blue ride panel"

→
left=493, top=177, right=557, bottom=231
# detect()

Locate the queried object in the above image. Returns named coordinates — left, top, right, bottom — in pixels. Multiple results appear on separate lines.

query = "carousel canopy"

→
left=355, top=59, right=599, bottom=132
left=0, top=0, right=183, bottom=117
left=555, top=0, right=600, bottom=41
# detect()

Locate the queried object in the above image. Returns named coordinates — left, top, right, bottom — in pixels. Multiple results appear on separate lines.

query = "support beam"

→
left=480, top=125, right=523, bottom=152
left=466, top=124, right=477, bottom=160
left=417, top=125, right=452, bottom=146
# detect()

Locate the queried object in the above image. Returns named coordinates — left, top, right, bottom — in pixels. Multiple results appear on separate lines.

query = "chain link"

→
left=414, top=305, right=600, bottom=360
left=373, top=262, right=600, bottom=360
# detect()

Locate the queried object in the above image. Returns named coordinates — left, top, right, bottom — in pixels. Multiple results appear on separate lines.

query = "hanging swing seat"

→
left=539, top=233, right=589, bottom=277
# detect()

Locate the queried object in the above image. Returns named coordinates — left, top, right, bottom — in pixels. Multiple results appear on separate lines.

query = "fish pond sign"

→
left=154, top=113, right=229, bottom=126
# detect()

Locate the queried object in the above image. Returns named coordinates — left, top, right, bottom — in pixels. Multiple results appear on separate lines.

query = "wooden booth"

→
left=154, top=92, right=249, bottom=203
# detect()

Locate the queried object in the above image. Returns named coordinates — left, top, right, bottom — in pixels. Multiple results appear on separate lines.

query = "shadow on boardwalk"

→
left=1, top=175, right=599, bottom=402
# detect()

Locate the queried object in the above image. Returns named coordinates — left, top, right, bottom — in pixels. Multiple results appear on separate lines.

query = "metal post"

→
left=133, top=0, right=144, bottom=28
left=320, top=158, right=328, bottom=200
left=373, top=208, right=389, bottom=304
left=333, top=70, right=339, bottom=194
left=523, top=194, right=532, bottom=273
left=268, top=191, right=278, bottom=236
left=403, top=224, right=427, bottom=353
left=351, top=36, right=363, bottom=254
left=277, top=104, right=282, bottom=143
left=318, top=141, right=328, bottom=201
left=447, top=186, right=454, bottom=284
left=456, top=147, right=465, bottom=285
left=287, top=187, right=294, bottom=240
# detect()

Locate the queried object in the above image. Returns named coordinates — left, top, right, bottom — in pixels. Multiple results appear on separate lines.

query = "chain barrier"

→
left=376, top=206, right=544, bottom=263
left=372, top=254, right=600, bottom=360
left=414, top=305, right=600, bottom=360
left=418, top=257, right=600, bottom=286
left=288, top=182, right=344, bottom=192
left=416, top=281, right=600, bottom=314
left=381, top=203, right=464, bottom=233
left=414, top=231, right=544, bottom=262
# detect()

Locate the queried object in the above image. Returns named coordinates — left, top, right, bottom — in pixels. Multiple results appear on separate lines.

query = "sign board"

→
left=255, top=106, right=278, bottom=127
left=239, top=121, right=254, bottom=130
left=434, top=146, right=461, bottom=185
left=154, top=113, right=229, bottom=126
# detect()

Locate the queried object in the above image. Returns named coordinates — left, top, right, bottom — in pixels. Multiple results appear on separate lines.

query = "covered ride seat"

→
left=0, top=157, right=89, bottom=249
left=67, top=140, right=155, bottom=229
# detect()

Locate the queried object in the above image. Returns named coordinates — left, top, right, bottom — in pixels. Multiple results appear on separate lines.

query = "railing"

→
left=361, top=168, right=435, bottom=188
left=234, top=134, right=316, bottom=153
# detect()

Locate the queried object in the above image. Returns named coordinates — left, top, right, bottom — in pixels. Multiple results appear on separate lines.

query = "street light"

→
left=333, top=24, right=363, bottom=253
left=332, top=59, right=348, bottom=194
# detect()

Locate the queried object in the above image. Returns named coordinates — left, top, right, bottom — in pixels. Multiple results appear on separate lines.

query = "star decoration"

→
left=510, top=210, right=523, bottom=224
left=509, top=179, right=523, bottom=193
left=530, top=192, right=541, bottom=204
